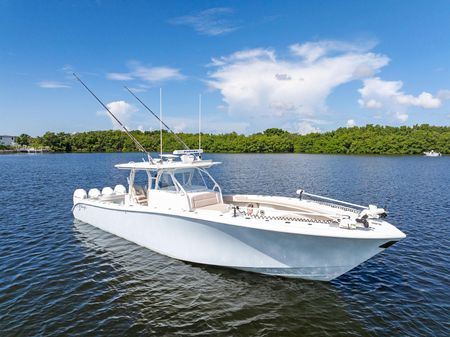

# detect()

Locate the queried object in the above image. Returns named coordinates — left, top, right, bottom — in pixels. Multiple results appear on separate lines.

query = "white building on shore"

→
left=0, top=135, right=17, bottom=146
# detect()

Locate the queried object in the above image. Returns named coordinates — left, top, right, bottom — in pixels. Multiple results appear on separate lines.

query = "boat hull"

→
left=73, top=203, right=392, bottom=281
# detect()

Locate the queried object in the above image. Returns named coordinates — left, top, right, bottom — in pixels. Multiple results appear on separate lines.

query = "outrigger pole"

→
left=73, top=73, right=153, bottom=162
left=124, top=86, right=190, bottom=150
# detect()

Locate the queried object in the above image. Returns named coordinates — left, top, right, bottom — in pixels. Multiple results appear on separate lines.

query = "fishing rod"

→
left=124, top=86, right=190, bottom=150
left=73, top=73, right=153, bottom=162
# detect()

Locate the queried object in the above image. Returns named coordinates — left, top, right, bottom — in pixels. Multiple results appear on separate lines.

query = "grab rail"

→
left=297, top=190, right=368, bottom=209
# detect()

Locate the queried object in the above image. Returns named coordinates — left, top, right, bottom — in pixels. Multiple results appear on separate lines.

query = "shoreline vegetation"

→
left=3, top=124, right=449, bottom=155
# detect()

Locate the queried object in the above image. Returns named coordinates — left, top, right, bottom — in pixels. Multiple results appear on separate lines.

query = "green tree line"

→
left=13, top=124, right=450, bottom=155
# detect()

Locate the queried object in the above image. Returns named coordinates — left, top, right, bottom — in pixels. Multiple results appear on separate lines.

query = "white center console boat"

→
left=73, top=150, right=406, bottom=281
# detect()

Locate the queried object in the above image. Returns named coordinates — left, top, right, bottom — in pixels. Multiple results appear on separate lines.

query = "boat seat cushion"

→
left=191, top=192, right=220, bottom=209
left=199, top=203, right=230, bottom=212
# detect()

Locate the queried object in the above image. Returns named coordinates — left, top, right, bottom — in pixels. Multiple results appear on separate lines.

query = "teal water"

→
left=1, top=153, right=449, bottom=336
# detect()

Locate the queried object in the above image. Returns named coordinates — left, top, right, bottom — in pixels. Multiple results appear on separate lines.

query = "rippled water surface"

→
left=1, top=153, right=449, bottom=336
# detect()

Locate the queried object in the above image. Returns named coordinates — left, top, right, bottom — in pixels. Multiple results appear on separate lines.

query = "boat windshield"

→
left=173, top=168, right=214, bottom=192
left=157, top=172, right=177, bottom=191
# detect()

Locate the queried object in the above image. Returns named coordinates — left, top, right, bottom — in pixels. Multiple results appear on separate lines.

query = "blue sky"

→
left=1, top=0, right=450, bottom=136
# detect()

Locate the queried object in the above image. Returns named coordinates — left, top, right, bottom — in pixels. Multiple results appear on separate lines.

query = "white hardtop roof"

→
left=115, top=159, right=221, bottom=171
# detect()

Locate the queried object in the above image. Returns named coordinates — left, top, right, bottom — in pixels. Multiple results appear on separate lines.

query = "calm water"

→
left=1, top=153, right=449, bottom=336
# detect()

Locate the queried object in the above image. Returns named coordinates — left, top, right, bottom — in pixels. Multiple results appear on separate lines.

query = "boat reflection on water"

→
left=73, top=219, right=371, bottom=336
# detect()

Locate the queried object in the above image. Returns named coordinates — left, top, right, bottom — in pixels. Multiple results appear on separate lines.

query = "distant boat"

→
left=424, top=150, right=441, bottom=157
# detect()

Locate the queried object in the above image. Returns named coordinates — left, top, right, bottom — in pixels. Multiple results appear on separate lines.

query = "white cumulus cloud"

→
left=297, top=121, right=321, bottom=135
left=358, top=77, right=442, bottom=122
left=397, top=92, right=441, bottom=108
left=394, top=112, right=409, bottom=122
left=363, top=99, right=383, bottom=109
left=98, top=101, right=138, bottom=129
left=347, top=119, right=356, bottom=127
left=207, top=40, right=388, bottom=132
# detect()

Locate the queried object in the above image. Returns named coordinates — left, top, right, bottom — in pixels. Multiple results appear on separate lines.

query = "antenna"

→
left=160, top=88, right=163, bottom=156
left=73, top=73, right=152, bottom=162
left=124, top=86, right=190, bottom=150
left=199, top=94, right=202, bottom=150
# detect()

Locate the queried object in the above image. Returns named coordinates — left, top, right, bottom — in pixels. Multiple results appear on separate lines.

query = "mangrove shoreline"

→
left=6, top=124, right=449, bottom=155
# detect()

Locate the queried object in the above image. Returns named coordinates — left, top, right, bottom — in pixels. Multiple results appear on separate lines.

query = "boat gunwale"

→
left=72, top=199, right=405, bottom=241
